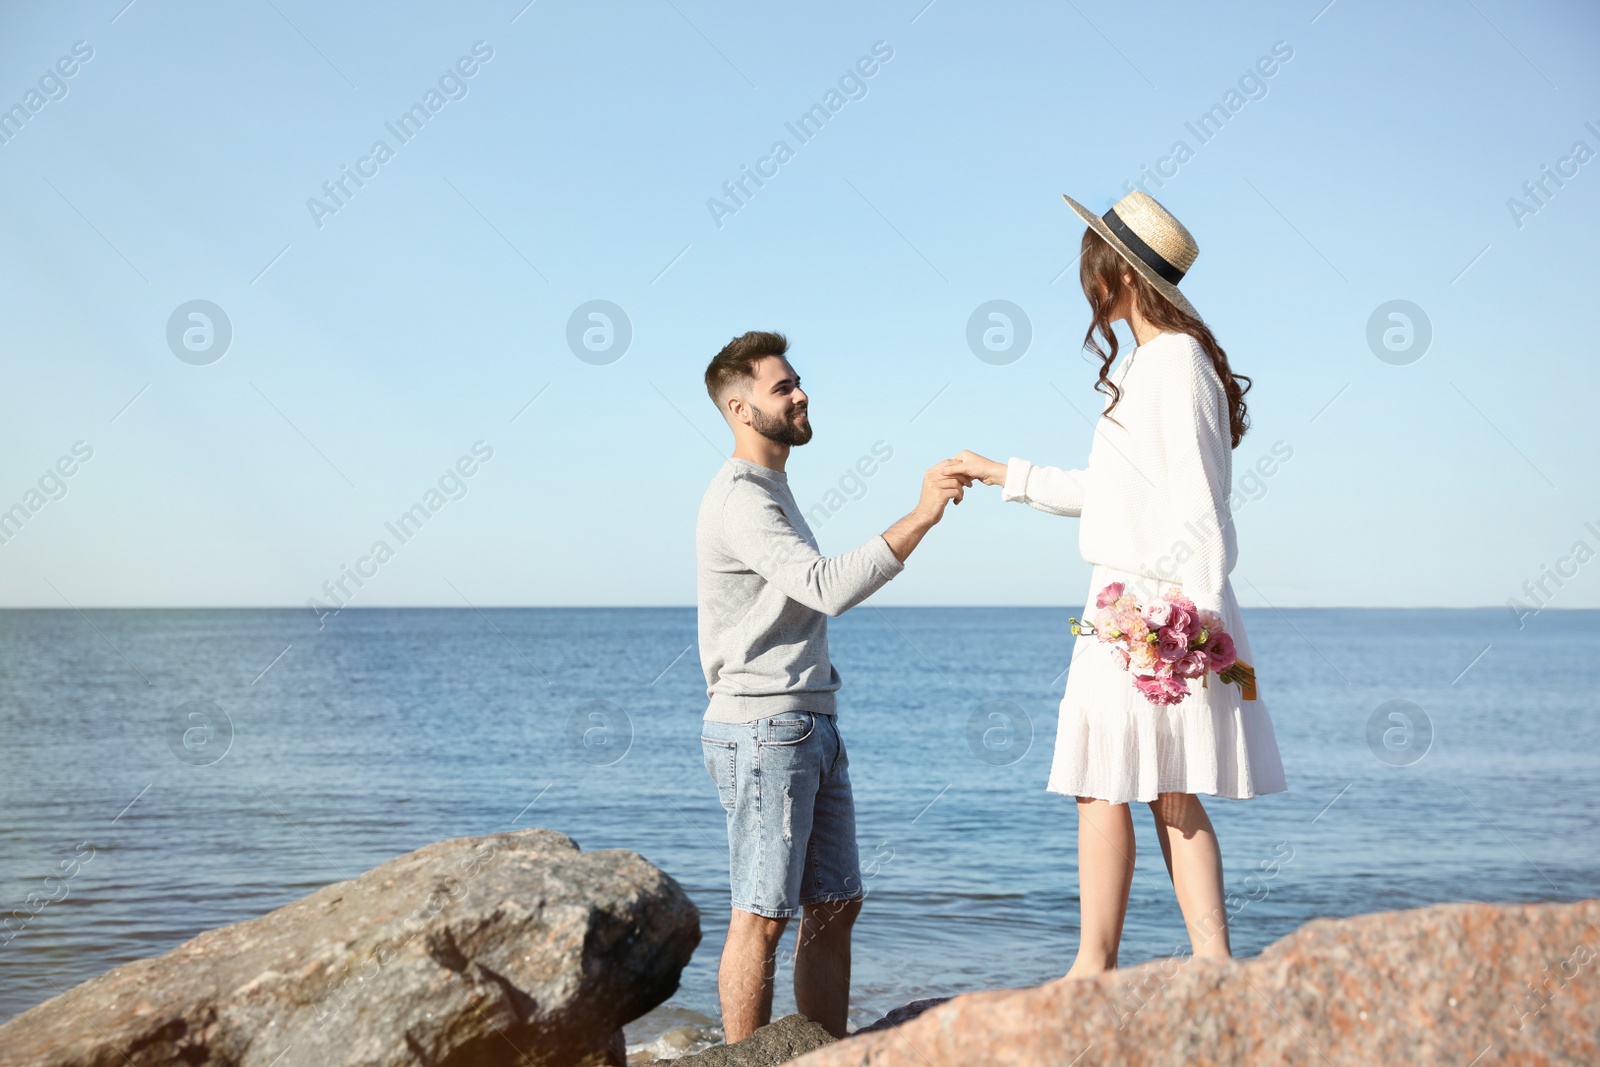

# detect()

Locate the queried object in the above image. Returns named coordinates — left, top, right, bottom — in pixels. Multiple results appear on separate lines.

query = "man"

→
left=695, top=330, right=966, bottom=1042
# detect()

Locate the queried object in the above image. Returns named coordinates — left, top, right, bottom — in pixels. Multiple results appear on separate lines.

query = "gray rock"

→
left=648, top=1014, right=835, bottom=1066
left=852, top=998, right=949, bottom=1036
left=0, top=828, right=700, bottom=1067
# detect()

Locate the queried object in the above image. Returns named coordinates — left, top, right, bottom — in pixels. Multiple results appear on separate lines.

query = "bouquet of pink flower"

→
left=1068, top=582, right=1256, bottom=706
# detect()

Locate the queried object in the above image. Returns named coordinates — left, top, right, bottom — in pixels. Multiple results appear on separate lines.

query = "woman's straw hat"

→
left=1061, top=190, right=1201, bottom=321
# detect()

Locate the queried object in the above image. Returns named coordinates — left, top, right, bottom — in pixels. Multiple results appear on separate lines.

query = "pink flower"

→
left=1175, top=649, right=1209, bottom=678
left=1163, top=675, right=1192, bottom=702
left=1111, top=647, right=1130, bottom=670
left=1129, top=641, right=1157, bottom=670
left=1160, top=586, right=1198, bottom=611
left=1143, top=599, right=1172, bottom=628
left=1166, top=604, right=1196, bottom=637
left=1204, top=632, right=1237, bottom=671
left=1199, top=610, right=1225, bottom=634
left=1096, top=582, right=1125, bottom=608
left=1133, top=674, right=1170, bottom=701
left=1157, top=629, right=1189, bottom=662
left=1134, top=673, right=1189, bottom=706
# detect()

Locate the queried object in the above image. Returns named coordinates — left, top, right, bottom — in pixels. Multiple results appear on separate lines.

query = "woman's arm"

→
left=1159, top=346, right=1233, bottom=617
left=1001, top=459, right=1087, bottom=517
left=942, top=450, right=1087, bottom=517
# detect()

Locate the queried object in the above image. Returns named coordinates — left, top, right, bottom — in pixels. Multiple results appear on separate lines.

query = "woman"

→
left=944, top=189, right=1286, bottom=978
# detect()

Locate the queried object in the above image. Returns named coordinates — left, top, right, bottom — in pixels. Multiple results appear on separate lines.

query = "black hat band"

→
left=1103, top=207, right=1186, bottom=286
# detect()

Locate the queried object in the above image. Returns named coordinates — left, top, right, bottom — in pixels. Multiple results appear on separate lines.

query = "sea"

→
left=1, top=607, right=1596, bottom=1059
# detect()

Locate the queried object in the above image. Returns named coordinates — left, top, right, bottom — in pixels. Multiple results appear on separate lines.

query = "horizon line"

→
left=0, top=603, right=1579, bottom=612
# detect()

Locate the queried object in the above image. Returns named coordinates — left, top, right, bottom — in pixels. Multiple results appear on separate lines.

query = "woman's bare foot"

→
left=1060, top=952, right=1116, bottom=981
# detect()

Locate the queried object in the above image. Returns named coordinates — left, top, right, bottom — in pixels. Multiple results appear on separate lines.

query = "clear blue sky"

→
left=1, top=0, right=1595, bottom=610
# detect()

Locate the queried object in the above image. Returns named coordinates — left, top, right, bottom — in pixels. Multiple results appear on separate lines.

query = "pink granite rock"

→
left=797, top=898, right=1600, bottom=1066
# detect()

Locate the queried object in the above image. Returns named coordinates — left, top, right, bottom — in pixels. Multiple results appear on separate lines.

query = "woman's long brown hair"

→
left=1078, top=227, right=1251, bottom=448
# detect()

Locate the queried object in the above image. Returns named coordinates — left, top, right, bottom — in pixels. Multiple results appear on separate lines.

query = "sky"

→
left=0, top=0, right=1596, bottom=610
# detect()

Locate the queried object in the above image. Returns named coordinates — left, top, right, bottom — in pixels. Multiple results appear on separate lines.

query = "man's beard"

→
left=750, top=403, right=812, bottom=446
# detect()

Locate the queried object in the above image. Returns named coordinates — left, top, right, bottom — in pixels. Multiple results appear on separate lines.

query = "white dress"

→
left=1002, top=331, right=1287, bottom=804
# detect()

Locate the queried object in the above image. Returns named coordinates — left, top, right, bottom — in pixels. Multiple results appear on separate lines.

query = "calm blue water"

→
left=1, top=607, right=1596, bottom=1053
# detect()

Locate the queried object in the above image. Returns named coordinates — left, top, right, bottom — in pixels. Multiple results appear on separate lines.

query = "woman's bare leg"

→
left=1066, top=797, right=1137, bottom=977
left=1148, top=792, right=1231, bottom=959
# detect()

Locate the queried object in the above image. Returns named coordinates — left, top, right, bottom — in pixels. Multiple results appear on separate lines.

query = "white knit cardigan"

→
left=1001, top=330, right=1237, bottom=617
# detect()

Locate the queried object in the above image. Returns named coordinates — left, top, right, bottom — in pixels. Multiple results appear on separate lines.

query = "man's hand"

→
left=916, top=462, right=970, bottom=523
left=883, top=463, right=971, bottom=563
left=941, top=450, right=1006, bottom=487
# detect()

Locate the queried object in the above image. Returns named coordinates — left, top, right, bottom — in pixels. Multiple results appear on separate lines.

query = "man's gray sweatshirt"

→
left=696, top=457, right=905, bottom=723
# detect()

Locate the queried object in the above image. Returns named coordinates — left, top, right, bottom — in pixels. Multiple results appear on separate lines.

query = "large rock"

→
left=796, top=898, right=1600, bottom=1066
left=0, top=828, right=700, bottom=1067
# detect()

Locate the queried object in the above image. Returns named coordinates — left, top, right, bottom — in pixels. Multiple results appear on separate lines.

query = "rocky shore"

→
left=644, top=900, right=1600, bottom=1066
left=0, top=828, right=699, bottom=1067
left=2, top=826, right=1593, bottom=1066
left=795, top=897, right=1600, bottom=1066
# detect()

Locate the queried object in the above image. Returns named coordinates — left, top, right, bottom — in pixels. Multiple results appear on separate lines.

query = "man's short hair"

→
left=705, top=331, right=788, bottom=407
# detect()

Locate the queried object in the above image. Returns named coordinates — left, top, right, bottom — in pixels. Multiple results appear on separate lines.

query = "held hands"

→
left=909, top=451, right=1004, bottom=529
left=884, top=462, right=973, bottom=562
left=939, top=450, right=1006, bottom=488
left=884, top=453, right=991, bottom=562
left=916, top=462, right=971, bottom=524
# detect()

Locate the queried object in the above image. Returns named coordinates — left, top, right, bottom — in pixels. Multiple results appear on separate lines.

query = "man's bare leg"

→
left=719, top=909, right=788, bottom=1044
left=793, top=896, right=862, bottom=1038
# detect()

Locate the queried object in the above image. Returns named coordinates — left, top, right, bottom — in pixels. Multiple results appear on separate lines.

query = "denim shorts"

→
left=700, top=710, right=862, bottom=919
